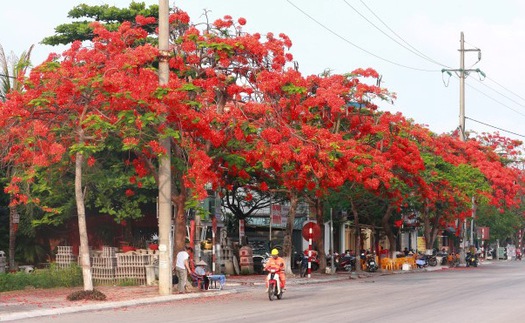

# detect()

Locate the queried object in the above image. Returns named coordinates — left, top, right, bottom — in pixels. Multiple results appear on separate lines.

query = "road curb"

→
left=0, top=289, right=237, bottom=322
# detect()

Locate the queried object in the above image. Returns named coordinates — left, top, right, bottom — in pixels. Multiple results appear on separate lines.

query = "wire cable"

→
left=486, top=76, right=525, bottom=105
left=286, top=0, right=439, bottom=72
left=465, top=81, right=525, bottom=118
left=354, top=0, right=452, bottom=69
left=465, top=116, right=525, bottom=138
left=471, top=77, right=525, bottom=111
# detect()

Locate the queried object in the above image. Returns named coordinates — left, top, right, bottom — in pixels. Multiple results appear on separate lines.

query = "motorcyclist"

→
left=265, top=248, right=286, bottom=289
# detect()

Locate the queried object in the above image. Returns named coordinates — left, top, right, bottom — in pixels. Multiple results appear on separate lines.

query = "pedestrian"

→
left=175, top=246, right=193, bottom=294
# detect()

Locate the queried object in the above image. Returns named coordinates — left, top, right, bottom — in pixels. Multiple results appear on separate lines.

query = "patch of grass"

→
left=0, top=264, right=82, bottom=292
left=116, top=278, right=139, bottom=286
left=66, top=289, right=107, bottom=301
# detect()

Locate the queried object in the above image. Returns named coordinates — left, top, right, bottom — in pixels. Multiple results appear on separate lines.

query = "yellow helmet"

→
left=271, top=248, right=279, bottom=256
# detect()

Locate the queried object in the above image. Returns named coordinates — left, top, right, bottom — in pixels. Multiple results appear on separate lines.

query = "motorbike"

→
left=327, top=252, right=356, bottom=272
left=358, top=251, right=379, bottom=272
left=447, top=253, right=460, bottom=267
left=415, top=254, right=438, bottom=268
left=465, top=252, right=478, bottom=267
left=266, top=267, right=283, bottom=301
left=339, top=255, right=356, bottom=272
left=364, top=254, right=378, bottom=272
left=298, top=252, right=320, bottom=277
left=427, top=254, right=438, bottom=267
left=253, top=252, right=270, bottom=274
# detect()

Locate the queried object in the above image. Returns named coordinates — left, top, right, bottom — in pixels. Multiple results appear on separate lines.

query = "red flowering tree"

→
left=382, top=127, right=524, bottom=251
left=218, top=66, right=395, bottom=270
left=0, top=21, right=161, bottom=290
left=411, top=131, right=489, bottom=249
left=132, top=11, right=296, bottom=253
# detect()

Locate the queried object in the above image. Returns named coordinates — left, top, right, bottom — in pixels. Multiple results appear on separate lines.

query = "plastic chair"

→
left=190, top=272, right=207, bottom=290
left=381, top=258, right=394, bottom=270
left=395, top=258, right=406, bottom=270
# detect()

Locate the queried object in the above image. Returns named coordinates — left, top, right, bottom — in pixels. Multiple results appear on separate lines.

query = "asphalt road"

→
left=14, top=261, right=525, bottom=323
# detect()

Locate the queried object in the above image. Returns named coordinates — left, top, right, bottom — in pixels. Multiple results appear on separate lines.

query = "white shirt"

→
left=176, top=250, right=189, bottom=270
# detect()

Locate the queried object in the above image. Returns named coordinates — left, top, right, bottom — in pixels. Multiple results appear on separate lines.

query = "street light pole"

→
left=158, top=0, right=172, bottom=296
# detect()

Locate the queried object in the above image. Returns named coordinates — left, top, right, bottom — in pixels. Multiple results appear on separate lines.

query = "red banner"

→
left=477, top=227, right=490, bottom=240
left=239, top=219, right=245, bottom=237
left=271, top=205, right=282, bottom=224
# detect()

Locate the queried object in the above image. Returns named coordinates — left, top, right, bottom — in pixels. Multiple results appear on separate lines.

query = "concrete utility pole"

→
left=158, top=0, right=172, bottom=296
left=442, top=32, right=483, bottom=141
left=442, top=32, right=483, bottom=265
left=459, top=32, right=466, bottom=141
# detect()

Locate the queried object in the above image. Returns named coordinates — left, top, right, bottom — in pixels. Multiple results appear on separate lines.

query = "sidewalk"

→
left=0, top=266, right=448, bottom=321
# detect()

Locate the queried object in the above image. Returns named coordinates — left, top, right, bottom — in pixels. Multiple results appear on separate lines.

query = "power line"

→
left=465, top=81, right=525, bottom=118
left=287, top=1, right=525, bottom=137
left=486, top=76, right=525, bottom=105
left=471, top=77, right=525, bottom=111
left=354, top=0, right=525, bottom=124
left=353, top=1, right=525, bottom=119
left=286, top=0, right=439, bottom=73
left=353, top=0, right=452, bottom=69
left=465, top=116, right=525, bottom=138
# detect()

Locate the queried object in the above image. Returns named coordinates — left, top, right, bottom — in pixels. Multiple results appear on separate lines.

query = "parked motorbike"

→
left=364, top=254, right=378, bottom=272
left=298, top=251, right=320, bottom=277
left=427, top=254, right=438, bottom=267
left=447, top=253, right=460, bottom=267
left=415, top=254, right=438, bottom=268
left=436, top=251, right=448, bottom=265
left=327, top=251, right=356, bottom=272
left=253, top=253, right=270, bottom=274
left=339, top=255, right=356, bottom=272
left=465, top=252, right=478, bottom=267
left=266, top=267, right=283, bottom=301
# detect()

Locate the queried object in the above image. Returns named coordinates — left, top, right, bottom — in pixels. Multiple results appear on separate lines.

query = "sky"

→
left=2, top=0, right=525, bottom=141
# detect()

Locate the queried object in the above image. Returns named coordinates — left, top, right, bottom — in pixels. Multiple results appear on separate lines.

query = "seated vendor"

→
left=191, top=260, right=210, bottom=290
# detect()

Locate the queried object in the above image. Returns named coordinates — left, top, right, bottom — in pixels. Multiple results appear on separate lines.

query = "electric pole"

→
left=158, top=0, right=172, bottom=295
left=459, top=32, right=466, bottom=141
left=442, top=31, right=484, bottom=265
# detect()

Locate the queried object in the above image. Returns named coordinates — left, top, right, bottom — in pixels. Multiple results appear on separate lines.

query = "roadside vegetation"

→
left=0, top=264, right=82, bottom=292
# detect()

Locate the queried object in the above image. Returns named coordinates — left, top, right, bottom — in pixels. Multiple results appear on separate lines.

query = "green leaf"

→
left=153, top=87, right=169, bottom=99
left=282, top=83, right=306, bottom=95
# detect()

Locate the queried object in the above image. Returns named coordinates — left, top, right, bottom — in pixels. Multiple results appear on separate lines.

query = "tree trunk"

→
left=382, top=204, right=396, bottom=256
left=173, top=195, right=187, bottom=256
left=75, top=150, right=93, bottom=291
left=350, top=198, right=362, bottom=272
left=422, top=206, right=442, bottom=250
left=282, top=192, right=298, bottom=275
left=429, top=210, right=442, bottom=250
left=8, top=203, right=16, bottom=271
left=423, top=209, right=431, bottom=250
left=314, top=199, right=326, bottom=272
